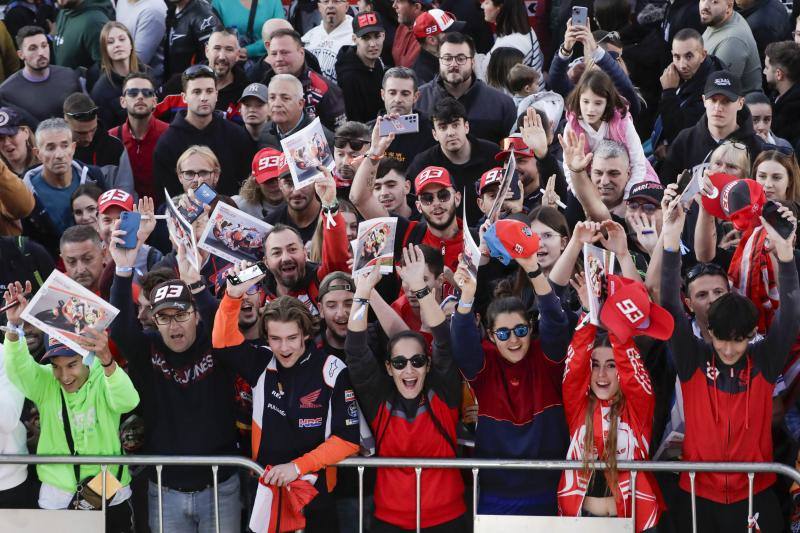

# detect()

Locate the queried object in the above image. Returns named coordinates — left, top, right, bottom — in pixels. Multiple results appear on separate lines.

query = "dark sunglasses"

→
left=65, top=108, right=98, bottom=121
left=390, top=354, right=428, bottom=370
left=334, top=137, right=370, bottom=151
left=492, top=324, right=530, bottom=341
left=183, top=63, right=216, bottom=79
left=124, top=88, right=155, bottom=98
left=418, top=188, right=452, bottom=206
left=685, top=262, right=727, bottom=286
left=626, top=200, right=659, bottom=215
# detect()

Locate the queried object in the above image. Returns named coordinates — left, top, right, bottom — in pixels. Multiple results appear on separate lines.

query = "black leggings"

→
left=673, top=487, right=785, bottom=533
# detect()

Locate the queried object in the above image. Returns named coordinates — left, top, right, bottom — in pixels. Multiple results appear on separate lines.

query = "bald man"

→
left=249, top=19, right=323, bottom=82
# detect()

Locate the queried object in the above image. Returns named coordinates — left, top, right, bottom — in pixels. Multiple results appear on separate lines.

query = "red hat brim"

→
left=701, top=173, right=738, bottom=221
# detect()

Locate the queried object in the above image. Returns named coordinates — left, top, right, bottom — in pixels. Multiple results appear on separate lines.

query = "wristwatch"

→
left=526, top=266, right=543, bottom=279
left=188, top=280, right=206, bottom=293
left=412, top=286, right=432, bottom=300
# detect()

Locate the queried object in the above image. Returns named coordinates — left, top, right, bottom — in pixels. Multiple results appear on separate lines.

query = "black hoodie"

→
left=153, top=110, right=254, bottom=198
left=661, top=105, right=765, bottom=184
left=772, top=82, right=800, bottom=150
left=335, top=45, right=385, bottom=123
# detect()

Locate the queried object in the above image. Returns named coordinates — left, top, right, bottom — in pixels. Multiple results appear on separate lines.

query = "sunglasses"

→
left=492, top=324, right=530, bottom=341
left=334, top=137, right=370, bottom=151
left=65, top=108, right=98, bottom=121
left=245, top=285, right=261, bottom=295
left=183, top=64, right=216, bottom=79
left=418, top=188, right=452, bottom=206
left=685, top=262, right=727, bottom=286
left=124, top=88, right=155, bottom=98
left=389, top=354, right=428, bottom=370
left=626, top=200, right=659, bottom=215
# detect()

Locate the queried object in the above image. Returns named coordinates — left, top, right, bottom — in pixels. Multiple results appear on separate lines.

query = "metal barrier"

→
left=0, top=455, right=798, bottom=533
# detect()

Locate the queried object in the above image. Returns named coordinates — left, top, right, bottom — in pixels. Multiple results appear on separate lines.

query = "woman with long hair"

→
left=0, top=122, right=37, bottom=177
left=91, top=21, right=143, bottom=128
left=753, top=149, right=800, bottom=205
left=478, top=0, right=544, bottom=89
left=485, top=47, right=525, bottom=94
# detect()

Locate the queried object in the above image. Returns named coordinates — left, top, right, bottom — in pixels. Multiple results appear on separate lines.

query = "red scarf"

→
left=727, top=226, right=779, bottom=334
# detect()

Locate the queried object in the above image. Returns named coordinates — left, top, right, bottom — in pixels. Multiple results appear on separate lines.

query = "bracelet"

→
left=366, top=151, right=384, bottom=162
left=2, top=322, right=24, bottom=338
left=321, top=202, right=339, bottom=213
left=115, top=266, right=134, bottom=275
left=527, top=266, right=543, bottom=279
left=101, top=359, right=115, bottom=368
left=459, top=299, right=474, bottom=309
left=560, top=45, right=573, bottom=57
left=354, top=297, right=370, bottom=305
left=566, top=165, right=584, bottom=174
left=188, top=280, right=206, bottom=293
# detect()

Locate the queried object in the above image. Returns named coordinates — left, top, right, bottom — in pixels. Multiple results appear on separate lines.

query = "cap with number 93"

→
left=149, top=280, right=193, bottom=315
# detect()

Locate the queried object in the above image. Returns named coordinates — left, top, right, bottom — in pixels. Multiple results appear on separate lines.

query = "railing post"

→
left=212, top=464, right=220, bottom=533
left=630, top=469, right=637, bottom=526
left=415, top=466, right=422, bottom=533
left=156, top=464, right=164, bottom=533
left=358, top=465, right=364, bottom=533
left=690, top=471, right=697, bottom=533
left=472, top=467, right=479, bottom=524
left=747, top=472, right=755, bottom=532
left=101, top=464, right=107, bottom=515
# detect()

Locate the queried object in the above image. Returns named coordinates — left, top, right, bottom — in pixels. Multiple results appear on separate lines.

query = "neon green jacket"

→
left=3, top=337, right=139, bottom=493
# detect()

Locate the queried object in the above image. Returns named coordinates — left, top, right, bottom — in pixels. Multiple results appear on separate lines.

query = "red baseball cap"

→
left=252, top=148, right=289, bottom=184
left=600, top=275, right=674, bottom=343
left=98, top=188, right=134, bottom=213
left=485, top=219, right=540, bottom=264
left=412, top=9, right=466, bottom=39
left=478, top=167, right=504, bottom=195
left=495, top=135, right=536, bottom=162
left=701, top=174, right=765, bottom=232
left=414, top=166, right=453, bottom=194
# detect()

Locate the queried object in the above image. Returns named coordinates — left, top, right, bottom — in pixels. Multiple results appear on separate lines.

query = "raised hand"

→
left=397, top=244, right=428, bottom=291
left=354, top=266, right=382, bottom=299
left=77, top=326, right=113, bottom=367
left=660, top=63, right=680, bottom=90
left=454, top=256, right=477, bottom=302
left=2, top=280, right=31, bottom=326
left=542, top=174, right=561, bottom=209
left=627, top=212, right=659, bottom=254
left=599, top=220, right=629, bottom=256
left=370, top=116, right=396, bottom=158
left=314, top=166, right=337, bottom=206
left=175, top=240, right=202, bottom=285
left=761, top=205, right=797, bottom=262
left=226, top=261, right=266, bottom=299
left=572, top=220, right=602, bottom=244
left=520, top=107, right=548, bottom=158
left=559, top=130, right=593, bottom=174
left=108, top=219, right=141, bottom=270
left=137, top=196, right=157, bottom=243
left=570, top=273, right=590, bottom=311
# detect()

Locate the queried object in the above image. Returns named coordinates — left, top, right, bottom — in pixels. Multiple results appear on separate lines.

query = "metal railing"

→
left=0, top=455, right=798, bottom=533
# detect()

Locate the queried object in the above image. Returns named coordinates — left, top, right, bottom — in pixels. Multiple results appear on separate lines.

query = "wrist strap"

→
left=459, top=299, right=474, bottom=308
left=115, top=266, right=134, bottom=275
left=101, top=359, right=115, bottom=368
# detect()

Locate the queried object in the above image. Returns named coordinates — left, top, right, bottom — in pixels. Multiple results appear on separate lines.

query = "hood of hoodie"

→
left=61, top=0, right=114, bottom=18
left=335, top=45, right=382, bottom=77
left=169, top=109, right=225, bottom=133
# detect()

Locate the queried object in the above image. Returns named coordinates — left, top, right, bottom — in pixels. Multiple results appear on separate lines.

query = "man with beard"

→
left=416, top=32, right=516, bottom=144
left=700, top=0, right=761, bottom=93
left=63, top=93, right=125, bottom=168
left=764, top=41, right=800, bottom=149
left=59, top=225, right=105, bottom=294
left=317, top=271, right=355, bottom=357
left=497, top=129, right=566, bottom=212
left=0, top=26, right=81, bottom=123
left=406, top=97, right=498, bottom=226
left=265, top=172, right=322, bottom=244
left=261, top=173, right=350, bottom=313
left=332, top=121, right=371, bottom=191
left=52, top=0, right=113, bottom=69
left=111, top=73, right=169, bottom=203
left=411, top=8, right=466, bottom=84
left=238, top=83, right=270, bottom=142
left=302, top=0, right=354, bottom=82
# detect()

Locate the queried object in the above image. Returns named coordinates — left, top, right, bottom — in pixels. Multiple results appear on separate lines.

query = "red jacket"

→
left=109, top=118, right=169, bottom=202
left=392, top=24, right=420, bottom=68
left=558, top=319, right=662, bottom=531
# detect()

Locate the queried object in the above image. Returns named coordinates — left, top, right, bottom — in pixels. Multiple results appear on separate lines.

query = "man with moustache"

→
left=302, top=0, right=354, bottom=82
left=699, top=0, right=761, bottom=93
left=336, top=13, right=386, bottom=123
left=332, top=122, right=371, bottom=191
left=59, top=225, right=105, bottom=294
left=0, top=26, right=80, bottom=123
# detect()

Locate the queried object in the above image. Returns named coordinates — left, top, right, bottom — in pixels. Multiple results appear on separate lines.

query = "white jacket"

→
left=0, top=344, right=27, bottom=491
left=302, top=15, right=354, bottom=82
left=476, top=30, right=544, bottom=91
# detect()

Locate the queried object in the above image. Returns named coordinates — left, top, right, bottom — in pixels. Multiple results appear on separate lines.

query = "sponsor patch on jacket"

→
left=347, top=402, right=358, bottom=419
left=299, top=417, right=323, bottom=428
left=344, top=389, right=355, bottom=402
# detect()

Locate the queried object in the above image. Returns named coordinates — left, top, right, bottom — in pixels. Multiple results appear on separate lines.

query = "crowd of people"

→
left=3, top=0, right=800, bottom=532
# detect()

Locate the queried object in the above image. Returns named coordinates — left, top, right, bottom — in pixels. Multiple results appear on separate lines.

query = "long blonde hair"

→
left=99, top=21, right=140, bottom=81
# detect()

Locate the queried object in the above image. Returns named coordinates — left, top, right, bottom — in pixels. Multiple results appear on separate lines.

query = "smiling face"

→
left=182, top=77, right=218, bottom=118
left=106, top=26, right=132, bottom=62
left=239, top=289, right=261, bottom=330
left=490, top=311, right=531, bottom=363
left=265, top=228, right=307, bottom=290
left=266, top=319, right=310, bottom=368
left=755, top=160, right=790, bottom=202
left=61, top=239, right=104, bottom=291
left=579, top=88, right=607, bottom=129
left=386, top=336, right=429, bottom=399
left=590, top=156, right=629, bottom=208
left=374, top=169, right=411, bottom=213
left=530, top=220, right=567, bottom=271
left=321, top=290, right=353, bottom=342
left=50, top=355, right=90, bottom=393
left=590, top=346, right=620, bottom=401
left=154, top=307, right=199, bottom=353
left=415, top=184, right=460, bottom=231
left=72, top=194, right=99, bottom=227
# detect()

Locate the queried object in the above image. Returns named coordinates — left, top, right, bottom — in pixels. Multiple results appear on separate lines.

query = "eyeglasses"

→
left=334, top=137, right=371, bottom=151
left=720, top=140, right=747, bottom=151
left=418, top=188, right=452, bottom=205
left=538, top=231, right=562, bottom=241
left=124, top=88, right=155, bottom=98
left=153, top=310, right=194, bottom=326
left=439, top=54, right=472, bottom=65
left=491, top=324, right=530, bottom=341
left=245, top=285, right=261, bottom=295
left=685, top=262, right=727, bottom=286
left=389, top=354, right=428, bottom=370
left=65, top=108, right=98, bottom=121
left=319, top=0, right=347, bottom=4
left=626, top=200, right=660, bottom=215
left=179, top=169, right=215, bottom=180
left=183, top=64, right=216, bottom=80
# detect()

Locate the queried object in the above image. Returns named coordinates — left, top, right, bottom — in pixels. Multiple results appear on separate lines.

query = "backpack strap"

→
left=246, top=0, right=260, bottom=39
left=60, top=389, right=81, bottom=488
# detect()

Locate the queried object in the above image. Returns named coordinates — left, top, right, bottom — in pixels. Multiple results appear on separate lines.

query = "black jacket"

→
left=366, top=111, right=437, bottom=170
left=739, top=0, right=792, bottom=61
left=335, top=45, right=385, bottom=123
left=412, top=48, right=439, bottom=86
left=91, top=70, right=128, bottom=129
left=74, top=126, right=124, bottom=168
left=153, top=110, right=254, bottom=197
left=162, top=0, right=220, bottom=79
left=406, top=136, right=500, bottom=226
left=655, top=55, right=724, bottom=147
left=247, top=49, right=322, bottom=84
left=661, top=105, right=765, bottom=184
left=259, top=65, right=346, bottom=132
left=772, top=83, right=800, bottom=149
left=259, top=112, right=335, bottom=156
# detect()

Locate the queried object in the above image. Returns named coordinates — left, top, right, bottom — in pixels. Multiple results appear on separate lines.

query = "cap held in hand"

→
left=701, top=174, right=765, bottom=232
left=600, top=275, right=674, bottom=343
left=483, top=219, right=540, bottom=266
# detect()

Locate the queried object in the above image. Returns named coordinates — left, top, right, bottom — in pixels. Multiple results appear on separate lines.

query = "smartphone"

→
left=226, top=262, right=268, bottom=285
left=762, top=200, right=795, bottom=239
left=194, top=183, right=217, bottom=206
left=117, top=211, right=141, bottom=249
left=675, top=170, right=692, bottom=196
left=571, top=6, right=588, bottom=27
left=379, top=114, right=419, bottom=137
left=177, top=199, right=204, bottom=223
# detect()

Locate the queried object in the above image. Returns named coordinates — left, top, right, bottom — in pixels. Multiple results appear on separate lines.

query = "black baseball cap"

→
left=149, top=280, right=193, bottom=316
left=703, top=70, right=742, bottom=101
left=0, top=107, right=22, bottom=136
left=352, top=12, right=385, bottom=37
left=628, top=181, right=665, bottom=205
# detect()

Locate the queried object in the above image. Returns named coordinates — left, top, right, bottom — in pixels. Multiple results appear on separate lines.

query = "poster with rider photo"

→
left=583, top=243, right=615, bottom=326
left=353, top=217, right=397, bottom=277
left=165, top=190, right=201, bottom=273
left=198, top=202, right=274, bottom=264
left=486, top=152, right=517, bottom=222
left=280, top=117, right=335, bottom=189
left=21, top=270, right=119, bottom=357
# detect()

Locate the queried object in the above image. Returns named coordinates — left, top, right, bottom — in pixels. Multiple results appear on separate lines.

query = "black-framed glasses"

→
left=179, top=169, right=214, bottom=180
left=124, top=88, right=155, bottom=98
left=183, top=64, right=216, bottom=80
left=389, top=354, right=428, bottom=370
left=626, top=200, right=659, bottom=215
left=492, top=324, right=530, bottom=341
left=154, top=310, right=194, bottom=326
left=418, top=189, right=452, bottom=206
left=439, top=54, right=472, bottom=65
left=65, top=108, right=98, bottom=121
left=334, top=137, right=370, bottom=151
left=685, top=262, right=727, bottom=286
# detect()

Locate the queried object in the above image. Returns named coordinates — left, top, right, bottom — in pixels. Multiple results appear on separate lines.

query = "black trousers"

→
left=674, top=487, right=785, bottom=533
left=0, top=476, right=37, bottom=509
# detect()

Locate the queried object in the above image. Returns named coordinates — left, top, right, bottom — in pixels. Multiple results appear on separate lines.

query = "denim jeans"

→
left=147, top=474, right=241, bottom=533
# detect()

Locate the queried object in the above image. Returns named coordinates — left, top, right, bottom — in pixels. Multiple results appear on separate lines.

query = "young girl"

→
left=91, top=22, right=143, bottom=128
left=558, top=290, right=666, bottom=531
left=563, top=70, right=657, bottom=194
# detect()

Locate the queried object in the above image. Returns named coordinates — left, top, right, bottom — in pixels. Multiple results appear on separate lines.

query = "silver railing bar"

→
left=0, top=455, right=266, bottom=475
left=630, top=469, right=637, bottom=527
left=689, top=471, right=697, bottom=533
left=156, top=464, right=164, bottom=533
left=747, top=472, right=755, bottom=533
left=101, top=464, right=107, bottom=515
left=358, top=465, right=364, bottom=533
left=212, top=465, right=220, bottom=533
left=415, top=466, right=421, bottom=533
